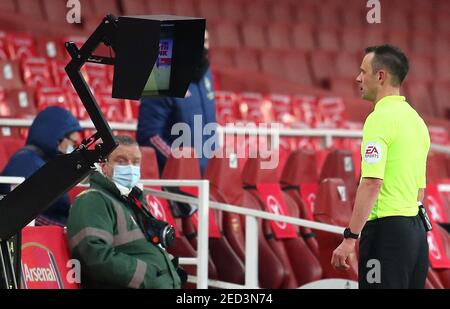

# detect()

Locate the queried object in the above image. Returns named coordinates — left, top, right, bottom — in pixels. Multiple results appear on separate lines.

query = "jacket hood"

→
left=26, top=106, right=82, bottom=158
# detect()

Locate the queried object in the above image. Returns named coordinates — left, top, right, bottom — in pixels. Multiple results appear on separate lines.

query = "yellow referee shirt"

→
left=361, top=95, right=430, bottom=220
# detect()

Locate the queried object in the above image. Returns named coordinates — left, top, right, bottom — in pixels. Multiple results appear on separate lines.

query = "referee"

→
left=331, top=45, right=430, bottom=289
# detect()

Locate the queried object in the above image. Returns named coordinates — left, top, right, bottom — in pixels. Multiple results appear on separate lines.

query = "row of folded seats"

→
left=209, top=47, right=450, bottom=119
left=143, top=146, right=450, bottom=288
left=16, top=141, right=450, bottom=288
left=0, top=31, right=139, bottom=124
left=5, top=0, right=448, bottom=32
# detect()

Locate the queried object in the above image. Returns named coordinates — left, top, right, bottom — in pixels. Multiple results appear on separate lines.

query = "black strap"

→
left=282, top=185, right=300, bottom=191
left=301, top=232, right=316, bottom=239
left=265, top=233, right=275, bottom=240
left=242, top=185, right=257, bottom=190
left=185, top=232, right=197, bottom=240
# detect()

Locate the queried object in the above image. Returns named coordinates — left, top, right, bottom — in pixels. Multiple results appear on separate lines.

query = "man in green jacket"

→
left=67, top=135, right=181, bottom=289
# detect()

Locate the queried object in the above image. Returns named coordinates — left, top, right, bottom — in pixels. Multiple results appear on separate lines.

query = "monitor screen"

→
left=143, top=26, right=174, bottom=93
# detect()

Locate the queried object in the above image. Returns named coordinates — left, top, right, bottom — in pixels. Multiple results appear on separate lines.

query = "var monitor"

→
left=112, top=15, right=205, bottom=99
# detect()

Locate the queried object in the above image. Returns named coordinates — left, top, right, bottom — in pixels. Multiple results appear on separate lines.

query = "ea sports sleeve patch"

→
left=363, top=142, right=382, bottom=164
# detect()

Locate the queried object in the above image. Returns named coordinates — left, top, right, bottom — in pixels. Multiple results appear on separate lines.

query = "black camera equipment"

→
left=0, top=14, right=205, bottom=289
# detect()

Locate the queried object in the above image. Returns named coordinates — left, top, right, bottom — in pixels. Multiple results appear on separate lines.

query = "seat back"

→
left=140, top=146, right=159, bottom=180
left=320, top=149, right=358, bottom=203
left=162, top=149, right=220, bottom=280
left=243, top=157, right=323, bottom=287
left=314, top=178, right=357, bottom=280
left=21, top=226, right=79, bottom=289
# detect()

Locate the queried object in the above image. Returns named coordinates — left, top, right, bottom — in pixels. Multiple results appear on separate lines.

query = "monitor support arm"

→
left=0, top=15, right=120, bottom=289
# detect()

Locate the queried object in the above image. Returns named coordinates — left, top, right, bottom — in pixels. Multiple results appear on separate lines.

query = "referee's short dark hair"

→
left=365, top=44, right=409, bottom=86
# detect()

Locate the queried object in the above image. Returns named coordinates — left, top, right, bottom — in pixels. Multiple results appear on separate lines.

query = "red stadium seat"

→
left=0, top=0, right=16, bottom=13
left=172, top=0, right=197, bottom=17
left=208, top=48, right=234, bottom=68
left=319, top=149, right=358, bottom=204
left=386, top=31, right=410, bottom=55
left=215, top=90, right=240, bottom=125
left=268, top=94, right=296, bottom=125
left=427, top=152, right=450, bottom=184
left=208, top=21, right=241, bottom=49
left=341, top=29, right=364, bottom=53
left=314, top=178, right=358, bottom=280
left=244, top=0, right=269, bottom=22
left=383, top=10, right=410, bottom=32
left=317, top=96, right=346, bottom=129
left=241, top=22, right=268, bottom=49
left=363, top=27, right=385, bottom=47
left=293, top=2, right=317, bottom=25
left=222, top=0, right=246, bottom=22
left=5, top=33, right=37, bottom=60
left=16, top=0, right=45, bottom=20
left=330, top=78, right=358, bottom=97
left=269, top=2, right=293, bottom=22
left=341, top=7, right=364, bottom=28
left=140, top=146, right=159, bottom=180
left=291, top=24, right=315, bottom=52
left=145, top=0, right=173, bottom=14
left=21, top=226, right=79, bottom=289
left=1, top=87, right=36, bottom=118
left=0, top=60, right=23, bottom=89
left=35, top=87, right=77, bottom=116
left=197, top=0, right=222, bottom=20
left=436, top=12, right=450, bottom=34
left=21, top=57, right=53, bottom=88
left=408, top=54, right=433, bottom=82
left=266, top=23, right=292, bottom=50
left=121, top=0, right=149, bottom=15
left=412, top=34, right=435, bottom=55
left=90, top=0, right=121, bottom=16
left=50, top=59, right=72, bottom=89
left=0, top=32, right=8, bottom=60
left=162, top=149, right=226, bottom=282
left=432, top=82, right=450, bottom=119
left=41, top=0, right=69, bottom=24
left=283, top=51, right=314, bottom=86
left=241, top=157, right=323, bottom=287
left=316, top=3, right=340, bottom=28
left=239, top=92, right=273, bottom=123
left=0, top=136, right=24, bottom=159
left=260, top=50, right=284, bottom=78
left=435, top=56, right=450, bottom=82
left=35, top=36, right=66, bottom=59
left=233, top=48, right=260, bottom=72
left=82, top=63, right=109, bottom=91
left=404, top=80, right=436, bottom=117
left=335, top=52, right=360, bottom=79
left=280, top=149, right=321, bottom=256
left=97, top=89, right=126, bottom=122
left=316, top=28, right=340, bottom=52
left=411, top=11, right=435, bottom=34
left=309, top=51, right=334, bottom=88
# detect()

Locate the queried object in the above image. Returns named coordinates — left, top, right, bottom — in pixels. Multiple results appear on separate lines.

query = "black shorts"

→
left=358, top=215, right=429, bottom=289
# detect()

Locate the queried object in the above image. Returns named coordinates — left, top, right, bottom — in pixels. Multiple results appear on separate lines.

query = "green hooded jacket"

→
left=67, top=171, right=181, bottom=289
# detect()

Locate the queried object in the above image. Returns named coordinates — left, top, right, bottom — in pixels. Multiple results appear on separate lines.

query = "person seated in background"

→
left=67, top=135, right=183, bottom=289
left=0, top=106, right=82, bottom=226
left=137, top=30, right=217, bottom=175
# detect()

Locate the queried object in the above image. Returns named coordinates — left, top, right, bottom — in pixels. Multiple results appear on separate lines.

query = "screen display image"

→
left=144, top=37, right=173, bottom=93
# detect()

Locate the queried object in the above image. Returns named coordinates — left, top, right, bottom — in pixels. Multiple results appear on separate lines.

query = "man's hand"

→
left=331, top=238, right=356, bottom=271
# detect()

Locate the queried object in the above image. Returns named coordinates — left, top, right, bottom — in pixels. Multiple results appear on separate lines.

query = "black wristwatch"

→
left=343, top=227, right=359, bottom=239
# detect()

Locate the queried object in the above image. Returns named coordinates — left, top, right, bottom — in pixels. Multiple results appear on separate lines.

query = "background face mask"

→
left=65, top=144, right=74, bottom=154
left=112, top=165, right=141, bottom=189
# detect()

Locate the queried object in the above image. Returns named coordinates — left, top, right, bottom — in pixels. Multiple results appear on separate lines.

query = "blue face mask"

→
left=112, top=165, right=141, bottom=190
left=65, top=144, right=74, bottom=154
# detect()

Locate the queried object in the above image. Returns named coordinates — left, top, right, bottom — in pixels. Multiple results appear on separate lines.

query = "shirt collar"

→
left=374, top=95, right=406, bottom=111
